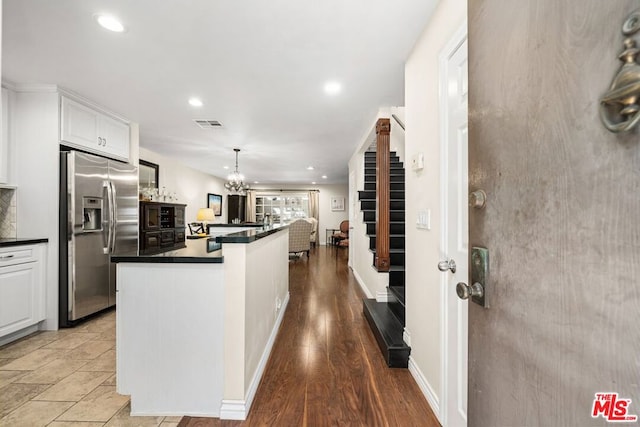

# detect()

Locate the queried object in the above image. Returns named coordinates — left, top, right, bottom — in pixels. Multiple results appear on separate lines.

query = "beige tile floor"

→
left=0, top=310, right=182, bottom=427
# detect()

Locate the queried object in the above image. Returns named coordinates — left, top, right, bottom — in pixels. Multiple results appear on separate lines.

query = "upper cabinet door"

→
left=100, top=114, right=130, bottom=161
left=60, top=96, right=130, bottom=162
left=60, top=96, right=100, bottom=148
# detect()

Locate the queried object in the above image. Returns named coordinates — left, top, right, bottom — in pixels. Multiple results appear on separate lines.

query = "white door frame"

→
left=439, top=21, right=468, bottom=427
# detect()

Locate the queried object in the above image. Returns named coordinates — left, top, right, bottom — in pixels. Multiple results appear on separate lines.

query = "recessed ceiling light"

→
left=324, top=81, right=342, bottom=95
left=223, top=166, right=229, bottom=170
left=188, top=98, right=203, bottom=107
left=306, top=166, right=314, bottom=170
left=254, top=181, right=259, bottom=184
left=311, top=182, right=317, bottom=185
left=95, top=14, right=125, bottom=33
left=321, top=175, right=327, bottom=179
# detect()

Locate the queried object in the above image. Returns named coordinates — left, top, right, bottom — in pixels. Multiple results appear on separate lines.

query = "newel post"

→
left=375, top=118, right=390, bottom=272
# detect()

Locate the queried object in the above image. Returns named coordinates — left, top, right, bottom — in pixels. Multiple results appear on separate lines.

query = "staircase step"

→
left=358, top=190, right=375, bottom=200
left=370, top=249, right=405, bottom=267
left=363, top=210, right=404, bottom=222
left=389, top=268, right=405, bottom=287
left=366, top=222, right=405, bottom=235
left=363, top=299, right=410, bottom=368
left=364, top=163, right=404, bottom=172
left=388, top=286, right=406, bottom=325
left=361, top=200, right=404, bottom=210
left=389, top=285, right=405, bottom=306
left=364, top=174, right=404, bottom=183
left=391, top=251, right=405, bottom=265
left=358, top=190, right=405, bottom=201
left=368, top=235, right=405, bottom=250
left=364, top=153, right=401, bottom=163
left=364, top=182, right=405, bottom=191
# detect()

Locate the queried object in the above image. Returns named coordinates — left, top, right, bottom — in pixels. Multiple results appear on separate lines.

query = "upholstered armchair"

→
left=304, top=217, right=318, bottom=247
left=288, top=219, right=313, bottom=257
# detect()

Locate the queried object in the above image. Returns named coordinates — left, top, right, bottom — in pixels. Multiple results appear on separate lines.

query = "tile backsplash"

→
left=0, top=188, right=17, bottom=238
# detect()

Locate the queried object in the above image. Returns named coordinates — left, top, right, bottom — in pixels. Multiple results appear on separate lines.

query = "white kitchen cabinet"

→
left=0, top=244, right=46, bottom=338
left=60, top=96, right=130, bottom=161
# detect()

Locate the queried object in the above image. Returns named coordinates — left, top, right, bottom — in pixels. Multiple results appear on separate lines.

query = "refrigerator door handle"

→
left=103, top=180, right=112, bottom=254
left=109, top=181, right=118, bottom=253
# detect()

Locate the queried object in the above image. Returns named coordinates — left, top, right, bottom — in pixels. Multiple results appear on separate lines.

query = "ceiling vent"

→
left=194, top=120, right=223, bottom=129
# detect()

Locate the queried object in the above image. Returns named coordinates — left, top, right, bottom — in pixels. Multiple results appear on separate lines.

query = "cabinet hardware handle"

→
left=0, top=254, right=15, bottom=260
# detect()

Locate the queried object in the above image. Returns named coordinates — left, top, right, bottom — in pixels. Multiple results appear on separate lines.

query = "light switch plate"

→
left=416, top=209, right=430, bottom=230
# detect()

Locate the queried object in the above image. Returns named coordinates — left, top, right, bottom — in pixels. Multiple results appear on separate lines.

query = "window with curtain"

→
left=255, top=193, right=309, bottom=224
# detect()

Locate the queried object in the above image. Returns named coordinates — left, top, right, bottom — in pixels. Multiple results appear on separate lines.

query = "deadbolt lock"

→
left=469, top=190, right=487, bottom=209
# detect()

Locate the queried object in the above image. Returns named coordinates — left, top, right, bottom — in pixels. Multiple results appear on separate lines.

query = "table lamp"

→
left=196, top=208, right=215, bottom=234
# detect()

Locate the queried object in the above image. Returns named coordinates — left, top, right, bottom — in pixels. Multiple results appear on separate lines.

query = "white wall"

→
left=221, top=229, right=289, bottom=419
left=404, top=0, right=466, bottom=420
left=138, top=147, right=228, bottom=224
left=13, top=89, right=60, bottom=330
left=252, top=183, right=349, bottom=245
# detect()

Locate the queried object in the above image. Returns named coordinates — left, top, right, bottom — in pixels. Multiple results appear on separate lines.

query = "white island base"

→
left=115, top=227, right=289, bottom=419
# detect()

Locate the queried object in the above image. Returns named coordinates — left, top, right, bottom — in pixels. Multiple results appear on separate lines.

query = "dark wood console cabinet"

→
left=227, top=195, right=246, bottom=224
left=139, top=201, right=186, bottom=254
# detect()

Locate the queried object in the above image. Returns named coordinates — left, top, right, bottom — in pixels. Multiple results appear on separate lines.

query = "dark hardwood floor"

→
left=179, top=246, right=439, bottom=427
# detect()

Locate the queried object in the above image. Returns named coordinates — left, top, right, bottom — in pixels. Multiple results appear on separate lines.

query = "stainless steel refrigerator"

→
left=59, top=150, right=138, bottom=326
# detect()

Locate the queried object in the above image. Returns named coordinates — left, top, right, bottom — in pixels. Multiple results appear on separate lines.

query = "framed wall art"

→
left=330, top=196, right=345, bottom=211
left=207, top=193, right=223, bottom=216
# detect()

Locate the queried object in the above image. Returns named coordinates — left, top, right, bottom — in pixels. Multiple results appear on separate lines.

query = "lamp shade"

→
left=196, top=208, right=215, bottom=222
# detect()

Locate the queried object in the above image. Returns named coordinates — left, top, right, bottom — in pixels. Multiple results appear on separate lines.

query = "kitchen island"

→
left=112, top=225, right=289, bottom=420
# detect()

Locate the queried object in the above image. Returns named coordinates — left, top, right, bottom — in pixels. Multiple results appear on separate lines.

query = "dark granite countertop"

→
left=111, top=224, right=287, bottom=264
left=207, top=223, right=263, bottom=228
left=215, top=224, right=287, bottom=244
left=0, top=238, right=49, bottom=247
left=112, top=238, right=223, bottom=264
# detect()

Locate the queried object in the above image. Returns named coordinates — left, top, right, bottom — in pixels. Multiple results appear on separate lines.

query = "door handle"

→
left=438, top=259, right=456, bottom=273
left=103, top=181, right=111, bottom=254
left=456, top=282, right=484, bottom=300
left=109, top=181, right=117, bottom=253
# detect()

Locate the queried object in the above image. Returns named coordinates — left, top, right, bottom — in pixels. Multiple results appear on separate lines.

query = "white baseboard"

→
left=352, top=268, right=374, bottom=299
left=0, top=324, right=39, bottom=346
left=220, top=292, right=290, bottom=421
left=219, top=400, right=248, bottom=421
left=408, top=357, right=442, bottom=424
left=376, top=290, right=389, bottom=302
left=403, top=328, right=412, bottom=347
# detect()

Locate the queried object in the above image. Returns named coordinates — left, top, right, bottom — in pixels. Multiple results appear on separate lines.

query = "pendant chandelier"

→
left=224, top=148, right=249, bottom=195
